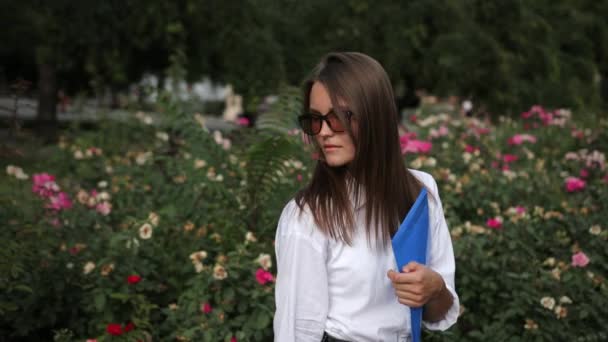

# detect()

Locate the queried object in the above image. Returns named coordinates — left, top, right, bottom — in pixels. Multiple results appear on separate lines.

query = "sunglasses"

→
left=298, top=110, right=353, bottom=135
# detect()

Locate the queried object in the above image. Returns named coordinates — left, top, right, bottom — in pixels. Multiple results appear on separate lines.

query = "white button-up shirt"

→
left=274, top=170, right=459, bottom=341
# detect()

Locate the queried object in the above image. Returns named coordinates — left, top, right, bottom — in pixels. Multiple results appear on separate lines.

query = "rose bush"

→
left=409, top=108, right=608, bottom=341
left=1, top=95, right=607, bottom=341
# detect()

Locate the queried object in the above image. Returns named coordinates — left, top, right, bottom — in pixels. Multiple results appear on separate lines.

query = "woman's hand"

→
left=387, top=261, right=445, bottom=308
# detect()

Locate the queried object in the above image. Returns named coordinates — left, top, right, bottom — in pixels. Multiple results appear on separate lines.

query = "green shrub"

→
left=1, top=99, right=606, bottom=341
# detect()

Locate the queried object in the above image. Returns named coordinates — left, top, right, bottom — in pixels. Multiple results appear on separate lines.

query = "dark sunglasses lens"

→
left=326, top=112, right=345, bottom=132
left=299, top=115, right=318, bottom=135
left=310, top=117, right=322, bottom=134
left=299, top=111, right=351, bottom=135
left=298, top=116, right=311, bottom=134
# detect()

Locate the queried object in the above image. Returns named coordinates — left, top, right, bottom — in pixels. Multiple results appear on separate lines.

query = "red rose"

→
left=127, top=275, right=142, bottom=285
left=123, top=322, right=136, bottom=332
left=106, top=323, right=123, bottom=336
left=201, top=302, right=212, bottom=314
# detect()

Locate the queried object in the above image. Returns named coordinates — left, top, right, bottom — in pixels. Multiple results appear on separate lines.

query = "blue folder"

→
left=391, top=187, right=429, bottom=342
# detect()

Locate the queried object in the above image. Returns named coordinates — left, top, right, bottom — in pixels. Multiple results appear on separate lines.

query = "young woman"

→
left=274, top=52, right=459, bottom=342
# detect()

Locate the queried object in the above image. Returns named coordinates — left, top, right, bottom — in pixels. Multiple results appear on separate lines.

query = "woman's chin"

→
left=325, top=157, right=349, bottom=167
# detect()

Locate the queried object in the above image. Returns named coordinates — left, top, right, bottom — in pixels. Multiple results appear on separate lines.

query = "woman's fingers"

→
left=388, top=264, right=444, bottom=307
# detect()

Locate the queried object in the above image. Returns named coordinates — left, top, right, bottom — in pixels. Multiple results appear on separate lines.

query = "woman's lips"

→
left=324, top=145, right=340, bottom=151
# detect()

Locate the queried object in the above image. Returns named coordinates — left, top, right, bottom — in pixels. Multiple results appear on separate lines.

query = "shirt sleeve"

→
left=274, top=201, right=329, bottom=342
left=422, top=176, right=460, bottom=331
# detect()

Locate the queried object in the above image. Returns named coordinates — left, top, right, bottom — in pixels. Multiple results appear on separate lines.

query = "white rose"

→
left=540, top=296, right=556, bottom=310
left=83, top=262, right=96, bottom=275
left=245, top=231, right=257, bottom=243
left=256, top=253, right=273, bottom=270
left=139, top=223, right=153, bottom=239
left=213, top=264, right=228, bottom=280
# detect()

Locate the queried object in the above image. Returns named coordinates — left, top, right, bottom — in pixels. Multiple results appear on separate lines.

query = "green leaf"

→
left=224, top=287, right=235, bottom=301
left=256, top=314, right=270, bottom=329
left=13, top=284, right=33, bottom=293
left=94, top=293, right=106, bottom=312
left=109, top=292, right=130, bottom=301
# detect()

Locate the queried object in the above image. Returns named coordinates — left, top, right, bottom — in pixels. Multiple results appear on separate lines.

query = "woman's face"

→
left=309, top=82, right=356, bottom=167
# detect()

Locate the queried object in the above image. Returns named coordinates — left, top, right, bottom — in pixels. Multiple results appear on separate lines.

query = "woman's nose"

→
left=318, top=119, right=333, bottom=136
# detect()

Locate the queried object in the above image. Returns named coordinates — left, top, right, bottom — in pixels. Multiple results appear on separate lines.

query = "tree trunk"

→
left=36, top=62, right=58, bottom=143
left=600, top=72, right=608, bottom=111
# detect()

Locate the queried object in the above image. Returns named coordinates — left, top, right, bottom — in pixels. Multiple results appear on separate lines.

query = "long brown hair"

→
left=295, top=52, right=424, bottom=247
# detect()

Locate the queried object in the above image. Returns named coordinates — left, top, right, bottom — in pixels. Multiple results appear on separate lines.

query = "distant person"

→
left=462, top=99, right=473, bottom=117
left=274, top=52, right=459, bottom=341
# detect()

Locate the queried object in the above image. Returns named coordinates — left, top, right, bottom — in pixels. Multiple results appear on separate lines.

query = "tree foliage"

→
left=1, top=0, right=607, bottom=118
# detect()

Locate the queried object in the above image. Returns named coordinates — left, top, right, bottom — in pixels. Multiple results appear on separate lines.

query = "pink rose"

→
left=96, top=202, right=112, bottom=215
left=571, top=251, right=590, bottom=267
left=539, top=111, right=553, bottom=125
left=508, top=134, right=537, bottom=145
left=47, top=192, right=73, bottom=211
left=565, top=177, right=586, bottom=192
left=400, top=134, right=432, bottom=154
left=521, top=106, right=539, bottom=119
left=255, top=268, right=274, bottom=285
left=32, top=173, right=58, bottom=197
left=508, top=135, right=523, bottom=145
left=32, top=173, right=55, bottom=187
left=502, top=154, right=518, bottom=163
left=430, top=125, right=449, bottom=139
left=465, top=145, right=479, bottom=153
left=523, top=134, right=537, bottom=143
left=521, top=105, right=555, bottom=125
left=486, top=217, right=502, bottom=229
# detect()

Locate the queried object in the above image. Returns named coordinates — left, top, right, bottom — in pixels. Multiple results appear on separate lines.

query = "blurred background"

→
left=1, top=0, right=607, bottom=137
left=1, top=1, right=607, bottom=342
